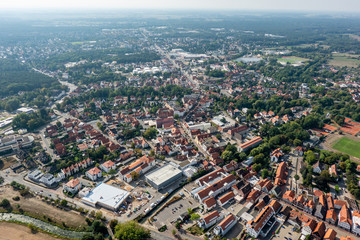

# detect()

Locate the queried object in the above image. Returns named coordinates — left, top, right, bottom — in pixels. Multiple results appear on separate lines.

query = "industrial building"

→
left=145, top=163, right=183, bottom=190
left=81, top=183, right=130, bottom=211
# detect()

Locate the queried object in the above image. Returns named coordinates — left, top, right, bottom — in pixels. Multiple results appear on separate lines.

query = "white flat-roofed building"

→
left=145, top=163, right=183, bottom=190
left=81, top=183, right=129, bottom=211
left=0, top=135, right=34, bottom=153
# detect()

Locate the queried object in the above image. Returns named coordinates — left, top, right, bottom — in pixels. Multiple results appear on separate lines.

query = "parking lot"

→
left=154, top=195, right=199, bottom=225
left=271, top=222, right=300, bottom=240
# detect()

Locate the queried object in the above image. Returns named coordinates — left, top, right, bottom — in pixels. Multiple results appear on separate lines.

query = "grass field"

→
left=278, top=56, right=309, bottom=64
left=332, top=137, right=360, bottom=158
left=329, top=53, right=360, bottom=68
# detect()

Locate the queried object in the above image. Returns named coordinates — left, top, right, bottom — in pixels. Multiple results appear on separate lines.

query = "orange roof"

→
left=203, top=210, right=220, bottom=225
left=304, top=219, right=316, bottom=230
left=324, top=228, right=337, bottom=240
left=239, top=136, right=262, bottom=150
left=340, top=236, right=355, bottom=240
left=218, top=214, right=236, bottom=231
left=249, top=205, right=275, bottom=232
left=269, top=200, right=282, bottom=213
left=203, top=197, right=217, bottom=208
left=325, top=209, right=337, bottom=222
left=102, top=160, right=115, bottom=168
left=218, top=191, right=235, bottom=204
left=66, top=178, right=80, bottom=188
left=87, top=167, right=101, bottom=175
left=313, top=222, right=326, bottom=238
left=339, top=205, right=352, bottom=226
left=283, top=190, right=295, bottom=202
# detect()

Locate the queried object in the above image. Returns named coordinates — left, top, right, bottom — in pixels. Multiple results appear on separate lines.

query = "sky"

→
left=0, top=0, right=359, bottom=13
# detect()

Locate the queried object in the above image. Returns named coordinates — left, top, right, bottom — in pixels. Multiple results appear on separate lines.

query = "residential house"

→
left=213, top=214, right=237, bottom=236
left=315, top=204, right=326, bottom=220
left=63, top=178, right=82, bottom=194
left=294, top=146, right=305, bottom=156
left=283, top=190, right=295, bottom=204
left=338, top=205, right=352, bottom=231
left=198, top=210, right=223, bottom=229
left=246, top=204, right=277, bottom=238
left=324, top=228, right=337, bottom=240
left=312, top=221, right=326, bottom=240
left=326, top=209, right=338, bottom=225
left=86, top=167, right=102, bottom=181
left=304, top=200, right=316, bottom=214
left=352, top=210, right=360, bottom=236
left=100, top=160, right=116, bottom=173
left=203, top=197, right=217, bottom=212
left=246, top=189, right=262, bottom=204
left=313, top=161, right=322, bottom=174
left=119, top=156, right=155, bottom=183
left=275, top=162, right=287, bottom=186
left=270, top=185, right=282, bottom=198
left=195, top=174, right=236, bottom=203
left=302, top=219, right=317, bottom=236
left=270, top=148, right=284, bottom=162
left=217, top=191, right=235, bottom=206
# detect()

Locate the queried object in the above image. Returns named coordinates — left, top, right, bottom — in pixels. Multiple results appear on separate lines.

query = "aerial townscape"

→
left=1, top=3, right=360, bottom=240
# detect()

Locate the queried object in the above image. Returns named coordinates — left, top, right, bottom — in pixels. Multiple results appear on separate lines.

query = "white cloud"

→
left=0, top=0, right=359, bottom=12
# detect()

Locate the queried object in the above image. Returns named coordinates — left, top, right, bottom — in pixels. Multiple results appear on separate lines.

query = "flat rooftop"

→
left=82, top=183, right=129, bottom=210
left=145, top=164, right=182, bottom=185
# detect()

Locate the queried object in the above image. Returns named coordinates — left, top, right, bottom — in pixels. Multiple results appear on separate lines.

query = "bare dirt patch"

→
left=0, top=156, right=17, bottom=170
left=0, top=222, right=60, bottom=240
left=0, top=186, right=87, bottom=230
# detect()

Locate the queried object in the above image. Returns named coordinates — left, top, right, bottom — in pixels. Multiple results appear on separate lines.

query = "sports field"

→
left=332, top=137, right=360, bottom=158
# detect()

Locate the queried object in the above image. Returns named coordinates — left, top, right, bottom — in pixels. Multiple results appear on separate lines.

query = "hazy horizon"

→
left=1, top=0, right=360, bottom=13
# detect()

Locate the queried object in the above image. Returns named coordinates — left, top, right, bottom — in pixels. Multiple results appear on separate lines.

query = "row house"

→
left=194, top=174, right=236, bottom=203
left=61, top=158, right=94, bottom=177
left=324, top=229, right=337, bottom=240
left=314, top=204, right=326, bottom=220
left=338, top=205, right=352, bottom=231
left=246, top=200, right=281, bottom=238
left=304, top=200, right=316, bottom=214
left=352, top=210, right=360, bottom=236
left=217, top=191, right=235, bottom=206
left=302, top=219, right=317, bottom=236
left=275, top=162, right=287, bottom=186
left=232, top=180, right=251, bottom=200
left=313, top=221, right=326, bottom=240
left=326, top=209, right=337, bottom=225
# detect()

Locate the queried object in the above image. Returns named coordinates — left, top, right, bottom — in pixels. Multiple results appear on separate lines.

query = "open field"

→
left=329, top=53, right=360, bottom=68
left=332, top=137, right=360, bottom=158
left=0, top=186, right=87, bottom=230
left=278, top=56, right=310, bottom=64
left=0, top=222, right=60, bottom=240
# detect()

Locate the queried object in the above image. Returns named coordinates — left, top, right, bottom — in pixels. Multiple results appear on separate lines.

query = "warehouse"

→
left=81, top=183, right=129, bottom=211
left=145, top=163, right=183, bottom=190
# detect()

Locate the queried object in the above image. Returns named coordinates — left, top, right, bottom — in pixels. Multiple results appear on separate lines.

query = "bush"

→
left=12, top=196, right=20, bottom=201
left=0, top=198, right=10, bottom=208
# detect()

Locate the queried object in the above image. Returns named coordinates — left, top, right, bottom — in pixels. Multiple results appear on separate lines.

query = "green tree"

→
left=114, top=221, right=151, bottom=240
left=262, top=169, right=269, bottom=179
left=190, top=213, right=200, bottom=220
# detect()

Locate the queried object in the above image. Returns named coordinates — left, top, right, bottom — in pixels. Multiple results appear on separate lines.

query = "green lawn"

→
left=332, top=137, right=360, bottom=158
